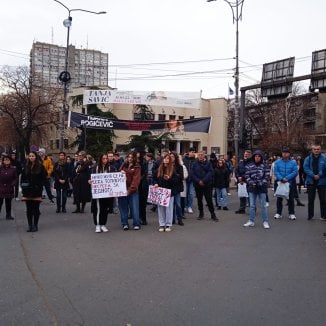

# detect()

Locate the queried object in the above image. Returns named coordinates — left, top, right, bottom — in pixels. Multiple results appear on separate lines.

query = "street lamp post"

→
left=53, top=0, right=106, bottom=151
left=207, top=0, right=244, bottom=160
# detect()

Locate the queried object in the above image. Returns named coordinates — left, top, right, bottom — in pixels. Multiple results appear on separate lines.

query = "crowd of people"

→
left=0, top=143, right=325, bottom=233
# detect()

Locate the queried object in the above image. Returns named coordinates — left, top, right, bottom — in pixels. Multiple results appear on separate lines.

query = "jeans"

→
left=249, top=192, right=268, bottom=223
left=118, top=192, right=140, bottom=227
left=186, top=181, right=194, bottom=209
left=215, top=187, right=227, bottom=208
left=158, top=196, right=174, bottom=227
left=307, top=184, right=326, bottom=219
left=56, top=189, right=67, bottom=210
left=173, top=192, right=183, bottom=220
left=277, top=183, right=295, bottom=215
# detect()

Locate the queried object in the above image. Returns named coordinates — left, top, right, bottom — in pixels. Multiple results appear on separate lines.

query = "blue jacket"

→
left=274, top=159, right=298, bottom=184
left=303, top=154, right=326, bottom=186
left=191, top=159, right=214, bottom=186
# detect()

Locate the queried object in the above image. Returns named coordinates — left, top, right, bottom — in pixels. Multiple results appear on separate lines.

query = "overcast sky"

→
left=1, top=0, right=325, bottom=98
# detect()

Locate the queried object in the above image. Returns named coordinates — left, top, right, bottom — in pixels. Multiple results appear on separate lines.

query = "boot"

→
left=296, top=199, right=305, bottom=206
left=197, top=211, right=204, bottom=220
left=80, top=203, right=86, bottom=213
left=27, top=211, right=33, bottom=232
left=72, top=203, right=81, bottom=213
left=56, top=206, right=60, bottom=213
left=62, top=206, right=66, bottom=213
left=6, top=214, right=14, bottom=220
left=211, top=213, right=219, bottom=222
left=177, top=219, right=184, bottom=226
left=33, top=213, right=40, bottom=232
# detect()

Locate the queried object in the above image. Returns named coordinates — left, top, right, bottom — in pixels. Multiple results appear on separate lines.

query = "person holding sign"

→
left=91, top=154, right=114, bottom=233
left=153, top=153, right=178, bottom=232
left=118, top=151, right=141, bottom=231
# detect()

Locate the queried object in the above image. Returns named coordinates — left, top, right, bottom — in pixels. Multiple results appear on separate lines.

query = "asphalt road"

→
left=0, top=189, right=325, bottom=326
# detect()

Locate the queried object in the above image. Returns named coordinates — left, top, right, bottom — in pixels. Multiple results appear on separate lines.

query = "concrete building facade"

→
left=30, top=42, right=108, bottom=88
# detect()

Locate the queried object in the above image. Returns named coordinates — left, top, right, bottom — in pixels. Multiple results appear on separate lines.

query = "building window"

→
left=169, top=115, right=176, bottom=120
left=158, top=114, right=166, bottom=121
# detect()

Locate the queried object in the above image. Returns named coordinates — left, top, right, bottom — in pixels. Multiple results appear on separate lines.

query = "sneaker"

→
left=133, top=225, right=140, bottom=230
left=158, top=226, right=165, bottom=232
left=265, top=202, right=269, bottom=208
left=288, top=214, right=296, bottom=220
left=223, top=207, right=229, bottom=211
left=263, top=221, right=270, bottom=229
left=100, top=225, right=109, bottom=232
left=243, top=221, right=255, bottom=227
left=123, top=225, right=129, bottom=231
left=95, top=225, right=101, bottom=233
left=274, top=213, right=282, bottom=219
left=235, top=209, right=245, bottom=214
left=319, top=217, right=326, bottom=221
left=227, top=192, right=231, bottom=196
left=165, top=226, right=172, bottom=232
left=188, top=207, right=193, bottom=213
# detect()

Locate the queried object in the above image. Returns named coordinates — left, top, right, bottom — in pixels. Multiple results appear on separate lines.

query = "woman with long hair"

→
left=72, top=151, right=92, bottom=213
left=91, top=153, right=115, bottom=233
left=170, top=151, right=185, bottom=226
left=21, top=151, right=47, bottom=232
left=153, top=153, right=178, bottom=232
left=118, top=151, right=141, bottom=230
left=0, top=154, right=17, bottom=219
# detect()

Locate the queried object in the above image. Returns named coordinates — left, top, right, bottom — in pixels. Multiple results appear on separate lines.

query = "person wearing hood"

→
left=243, top=150, right=270, bottom=229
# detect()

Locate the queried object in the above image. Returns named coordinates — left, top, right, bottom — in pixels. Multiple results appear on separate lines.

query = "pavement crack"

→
left=61, top=286, right=85, bottom=325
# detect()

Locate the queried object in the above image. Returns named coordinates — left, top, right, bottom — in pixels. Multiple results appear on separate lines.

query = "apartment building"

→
left=30, top=42, right=108, bottom=88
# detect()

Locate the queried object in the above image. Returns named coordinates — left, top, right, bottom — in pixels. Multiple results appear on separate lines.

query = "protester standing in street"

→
left=192, top=151, right=218, bottom=221
left=10, top=151, right=22, bottom=200
left=183, top=147, right=196, bottom=214
left=118, top=151, right=141, bottom=230
left=91, top=153, right=111, bottom=233
left=153, top=153, right=178, bottom=232
left=38, top=148, right=54, bottom=202
left=274, top=147, right=298, bottom=221
left=213, top=159, right=229, bottom=211
left=243, top=150, right=270, bottom=229
left=21, top=151, right=47, bottom=232
left=303, top=143, right=326, bottom=221
left=72, top=151, right=92, bottom=213
left=53, top=151, right=69, bottom=213
left=234, top=150, right=252, bottom=214
left=0, top=154, right=17, bottom=219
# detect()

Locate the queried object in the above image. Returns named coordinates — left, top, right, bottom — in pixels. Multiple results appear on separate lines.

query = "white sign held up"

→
left=91, top=172, right=127, bottom=199
left=147, top=185, right=171, bottom=207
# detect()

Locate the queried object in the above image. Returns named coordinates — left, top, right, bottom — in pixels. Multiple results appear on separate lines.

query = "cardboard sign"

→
left=91, top=172, right=127, bottom=199
left=147, top=185, right=171, bottom=207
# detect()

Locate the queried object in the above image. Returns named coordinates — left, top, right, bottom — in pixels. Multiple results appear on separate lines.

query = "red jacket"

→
left=120, top=163, right=141, bottom=194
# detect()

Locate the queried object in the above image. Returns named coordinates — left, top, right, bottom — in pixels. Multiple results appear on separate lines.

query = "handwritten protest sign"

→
left=91, top=172, right=127, bottom=199
left=147, top=185, right=171, bottom=207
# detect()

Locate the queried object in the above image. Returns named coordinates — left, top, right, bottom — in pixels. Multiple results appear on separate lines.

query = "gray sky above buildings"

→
left=1, top=0, right=325, bottom=98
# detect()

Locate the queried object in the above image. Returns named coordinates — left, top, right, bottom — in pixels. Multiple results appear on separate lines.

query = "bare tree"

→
left=243, top=82, right=314, bottom=154
left=0, top=66, right=60, bottom=156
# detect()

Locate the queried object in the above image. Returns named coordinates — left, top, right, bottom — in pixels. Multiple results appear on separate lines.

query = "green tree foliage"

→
left=70, top=91, right=117, bottom=158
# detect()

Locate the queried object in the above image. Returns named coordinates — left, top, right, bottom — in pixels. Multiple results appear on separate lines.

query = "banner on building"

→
left=83, top=89, right=201, bottom=109
left=147, top=185, right=171, bottom=207
left=91, top=172, right=127, bottom=199
left=68, top=111, right=211, bottom=133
